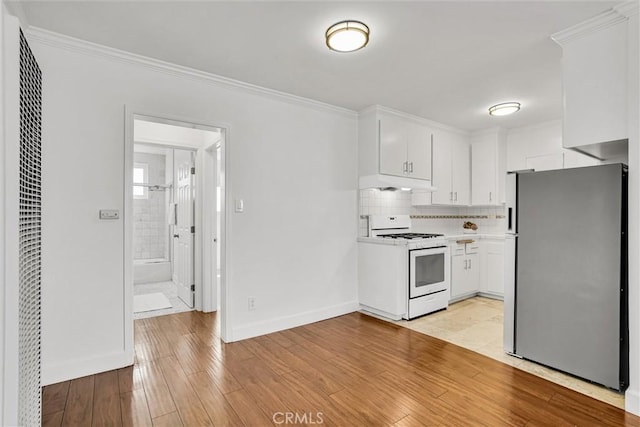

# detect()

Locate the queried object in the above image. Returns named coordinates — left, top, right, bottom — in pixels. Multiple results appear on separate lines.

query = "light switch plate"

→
left=235, top=199, right=244, bottom=213
left=99, top=209, right=120, bottom=220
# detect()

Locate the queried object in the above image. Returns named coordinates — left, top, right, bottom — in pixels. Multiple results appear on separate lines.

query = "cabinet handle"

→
left=454, top=192, right=458, bottom=202
left=450, top=191, right=453, bottom=202
left=464, top=259, right=468, bottom=270
left=469, top=259, right=472, bottom=269
left=403, top=161, right=408, bottom=173
left=409, top=162, right=414, bottom=173
left=489, top=191, right=492, bottom=202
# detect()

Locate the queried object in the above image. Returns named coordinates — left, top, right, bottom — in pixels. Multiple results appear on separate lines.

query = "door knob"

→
left=173, top=234, right=179, bottom=238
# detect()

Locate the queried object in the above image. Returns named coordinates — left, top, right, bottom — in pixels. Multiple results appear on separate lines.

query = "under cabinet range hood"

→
left=358, top=174, right=437, bottom=191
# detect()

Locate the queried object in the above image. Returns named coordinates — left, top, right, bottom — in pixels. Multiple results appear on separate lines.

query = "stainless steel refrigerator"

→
left=504, top=163, right=628, bottom=391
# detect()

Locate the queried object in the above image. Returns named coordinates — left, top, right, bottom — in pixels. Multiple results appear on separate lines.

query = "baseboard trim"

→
left=626, top=389, right=640, bottom=415
left=42, top=350, right=134, bottom=386
left=477, top=291, right=504, bottom=301
left=230, top=301, right=359, bottom=342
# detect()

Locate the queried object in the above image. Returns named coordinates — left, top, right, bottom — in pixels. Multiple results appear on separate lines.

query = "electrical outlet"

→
left=248, top=297, right=256, bottom=311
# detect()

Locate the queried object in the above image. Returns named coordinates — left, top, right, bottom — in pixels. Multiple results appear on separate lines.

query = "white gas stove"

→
left=359, top=215, right=450, bottom=320
left=368, top=215, right=446, bottom=249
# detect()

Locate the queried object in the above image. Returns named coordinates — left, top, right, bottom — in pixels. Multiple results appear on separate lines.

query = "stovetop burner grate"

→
left=379, top=233, right=444, bottom=239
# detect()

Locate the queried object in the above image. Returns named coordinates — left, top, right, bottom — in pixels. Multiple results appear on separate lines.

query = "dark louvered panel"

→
left=18, top=28, right=42, bottom=427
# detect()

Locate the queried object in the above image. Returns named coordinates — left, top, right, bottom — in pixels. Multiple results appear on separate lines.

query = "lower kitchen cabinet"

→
left=450, top=237, right=505, bottom=302
left=450, top=241, right=479, bottom=301
left=484, top=240, right=505, bottom=296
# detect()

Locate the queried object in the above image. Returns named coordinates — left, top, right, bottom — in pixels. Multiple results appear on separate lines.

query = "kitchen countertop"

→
left=446, top=233, right=506, bottom=240
left=358, top=233, right=506, bottom=244
left=357, top=236, right=413, bottom=245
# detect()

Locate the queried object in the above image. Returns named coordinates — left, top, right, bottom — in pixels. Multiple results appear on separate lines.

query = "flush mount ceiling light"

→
left=326, top=20, right=369, bottom=52
left=489, top=102, right=521, bottom=116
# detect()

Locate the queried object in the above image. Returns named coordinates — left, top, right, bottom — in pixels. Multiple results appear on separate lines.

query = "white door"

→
left=174, top=150, right=195, bottom=307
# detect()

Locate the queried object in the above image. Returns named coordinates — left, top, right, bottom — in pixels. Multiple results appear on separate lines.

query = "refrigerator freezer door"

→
left=515, top=164, right=623, bottom=389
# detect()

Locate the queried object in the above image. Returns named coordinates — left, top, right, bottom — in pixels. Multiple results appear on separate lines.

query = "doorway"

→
left=131, top=144, right=196, bottom=319
left=125, top=114, right=225, bottom=323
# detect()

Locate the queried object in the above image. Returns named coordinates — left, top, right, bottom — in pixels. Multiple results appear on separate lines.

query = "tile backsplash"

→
left=134, top=152, right=169, bottom=260
left=358, top=189, right=505, bottom=236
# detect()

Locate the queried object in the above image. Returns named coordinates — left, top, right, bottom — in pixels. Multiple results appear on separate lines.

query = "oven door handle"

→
left=409, top=246, right=447, bottom=255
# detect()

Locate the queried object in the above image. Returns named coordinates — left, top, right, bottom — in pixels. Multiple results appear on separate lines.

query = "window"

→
left=133, top=162, right=148, bottom=199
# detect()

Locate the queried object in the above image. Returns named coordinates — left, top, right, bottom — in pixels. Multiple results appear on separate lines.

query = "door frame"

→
left=123, top=107, right=231, bottom=357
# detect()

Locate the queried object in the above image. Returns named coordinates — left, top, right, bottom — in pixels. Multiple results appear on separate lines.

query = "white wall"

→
left=1, top=7, right=6, bottom=423
left=31, top=30, right=358, bottom=385
left=625, top=9, right=639, bottom=416
left=506, top=119, right=600, bottom=172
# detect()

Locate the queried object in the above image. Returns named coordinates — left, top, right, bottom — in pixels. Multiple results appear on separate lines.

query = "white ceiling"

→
left=16, top=1, right=617, bottom=131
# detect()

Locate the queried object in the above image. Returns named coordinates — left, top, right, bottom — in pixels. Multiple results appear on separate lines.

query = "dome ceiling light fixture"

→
left=489, top=102, right=521, bottom=116
left=325, top=20, right=370, bottom=52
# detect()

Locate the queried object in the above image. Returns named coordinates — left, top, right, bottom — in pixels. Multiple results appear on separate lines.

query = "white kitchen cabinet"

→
left=431, top=131, right=470, bottom=205
left=485, top=241, right=505, bottom=295
left=471, top=129, right=506, bottom=206
left=360, top=107, right=432, bottom=182
left=379, top=113, right=432, bottom=180
left=552, top=10, right=632, bottom=154
left=451, top=139, right=470, bottom=205
left=406, top=121, right=432, bottom=180
left=379, top=114, right=409, bottom=177
left=450, top=240, right=479, bottom=301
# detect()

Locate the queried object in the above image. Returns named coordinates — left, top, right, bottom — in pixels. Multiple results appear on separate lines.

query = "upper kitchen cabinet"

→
left=379, top=115, right=431, bottom=180
left=471, top=128, right=507, bottom=206
left=551, top=4, right=638, bottom=161
left=359, top=106, right=435, bottom=189
left=430, top=130, right=470, bottom=205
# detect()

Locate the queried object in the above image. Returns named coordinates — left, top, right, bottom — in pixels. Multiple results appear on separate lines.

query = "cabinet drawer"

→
left=454, top=239, right=479, bottom=254
left=465, top=243, right=480, bottom=254
left=452, top=245, right=466, bottom=256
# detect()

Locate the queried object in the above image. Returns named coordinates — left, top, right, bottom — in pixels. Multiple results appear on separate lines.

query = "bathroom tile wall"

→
left=358, top=189, right=505, bottom=236
left=134, top=153, right=168, bottom=260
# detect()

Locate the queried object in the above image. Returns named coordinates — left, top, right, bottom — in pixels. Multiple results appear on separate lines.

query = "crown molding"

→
left=23, top=26, right=358, bottom=119
left=551, top=4, right=634, bottom=46
left=358, top=104, right=469, bottom=136
left=2, top=0, right=29, bottom=28
left=615, top=1, right=639, bottom=17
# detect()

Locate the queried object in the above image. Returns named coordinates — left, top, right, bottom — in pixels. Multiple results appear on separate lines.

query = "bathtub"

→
left=134, top=258, right=172, bottom=284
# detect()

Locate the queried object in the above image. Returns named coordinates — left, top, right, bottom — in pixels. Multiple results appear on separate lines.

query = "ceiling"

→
left=15, top=1, right=617, bottom=131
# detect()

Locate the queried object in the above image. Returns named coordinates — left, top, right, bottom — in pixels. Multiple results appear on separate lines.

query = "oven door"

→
left=409, top=246, right=449, bottom=299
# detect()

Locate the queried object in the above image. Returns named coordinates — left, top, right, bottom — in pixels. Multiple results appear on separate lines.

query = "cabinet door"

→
left=452, top=140, right=470, bottom=205
left=471, top=140, right=497, bottom=205
left=466, top=253, right=480, bottom=293
left=486, top=242, right=505, bottom=295
left=451, top=254, right=479, bottom=299
left=431, top=136, right=452, bottom=205
left=406, top=122, right=432, bottom=180
left=450, top=254, right=468, bottom=299
left=379, top=115, right=407, bottom=177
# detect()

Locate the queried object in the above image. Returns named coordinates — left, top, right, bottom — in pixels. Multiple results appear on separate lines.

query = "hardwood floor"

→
left=42, top=311, right=640, bottom=426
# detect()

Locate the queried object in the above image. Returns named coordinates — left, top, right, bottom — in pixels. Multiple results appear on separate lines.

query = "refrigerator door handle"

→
left=508, top=207, right=513, bottom=231
left=505, top=172, right=517, bottom=233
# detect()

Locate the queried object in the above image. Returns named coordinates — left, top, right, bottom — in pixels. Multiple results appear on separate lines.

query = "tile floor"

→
left=390, top=296, right=625, bottom=409
left=133, top=280, right=193, bottom=320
